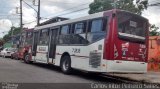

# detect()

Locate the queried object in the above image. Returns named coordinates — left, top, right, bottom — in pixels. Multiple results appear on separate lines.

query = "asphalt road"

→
left=0, top=57, right=135, bottom=83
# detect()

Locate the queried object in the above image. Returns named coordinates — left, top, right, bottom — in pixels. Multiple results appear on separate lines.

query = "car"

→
left=1, top=48, right=17, bottom=58
left=0, top=50, right=3, bottom=57
left=0, top=46, right=3, bottom=50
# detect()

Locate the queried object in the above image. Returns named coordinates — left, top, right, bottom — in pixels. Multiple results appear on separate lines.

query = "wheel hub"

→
left=63, top=60, right=69, bottom=71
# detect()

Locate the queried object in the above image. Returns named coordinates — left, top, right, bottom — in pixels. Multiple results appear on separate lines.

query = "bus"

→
left=24, top=9, right=149, bottom=74
left=18, top=28, right=33, bottom=60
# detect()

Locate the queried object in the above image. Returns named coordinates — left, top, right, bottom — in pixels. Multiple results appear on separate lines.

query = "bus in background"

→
left=18, top=28, right=33, bottom=60
left=24, top=9, right=149, bottom=74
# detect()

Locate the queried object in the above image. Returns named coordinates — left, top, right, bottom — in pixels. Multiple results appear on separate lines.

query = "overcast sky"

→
left=0, top=0, right=160, bottom=38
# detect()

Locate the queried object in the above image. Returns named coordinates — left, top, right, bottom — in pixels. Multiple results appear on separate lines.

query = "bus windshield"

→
left=25, top=31, right=33, bottom=45
left=117, top=11, right=147, bottom=43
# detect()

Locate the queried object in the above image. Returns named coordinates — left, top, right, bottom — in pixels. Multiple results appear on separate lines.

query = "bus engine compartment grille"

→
left=89, top=52, right=101, bottom=68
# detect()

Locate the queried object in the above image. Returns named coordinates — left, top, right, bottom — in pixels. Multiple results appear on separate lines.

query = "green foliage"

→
left=0, top=38, right=3, bottom=46
left=149, top=24, right=160, bottom=36
left=3, top=34, right=10, bottom=43
left=3, top=27, right=21, bottom=42
left=12, top=27, right=21, bottom=35
left=89, top=0, right=148, bottom=15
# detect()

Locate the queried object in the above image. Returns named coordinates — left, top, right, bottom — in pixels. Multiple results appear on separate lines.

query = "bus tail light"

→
left=114, top=45, right=118, bottom=59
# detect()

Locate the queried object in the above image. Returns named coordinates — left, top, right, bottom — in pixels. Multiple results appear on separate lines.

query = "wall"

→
left=148, top=36, right=160, bottom=72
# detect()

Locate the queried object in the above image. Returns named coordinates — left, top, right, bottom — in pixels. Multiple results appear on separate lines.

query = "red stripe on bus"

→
left=56, top=53, right=89, bottom=58
left=37, top=52, right=47, bottom=54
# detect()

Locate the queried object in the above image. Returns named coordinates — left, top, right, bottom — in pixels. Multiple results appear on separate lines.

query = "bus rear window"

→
left=118, top=12, right=147, bottom=38
left=25, top=31, right=33, bottom=45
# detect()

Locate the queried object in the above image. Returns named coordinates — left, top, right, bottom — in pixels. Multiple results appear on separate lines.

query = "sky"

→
left=0, top=0, right=160, bottom=38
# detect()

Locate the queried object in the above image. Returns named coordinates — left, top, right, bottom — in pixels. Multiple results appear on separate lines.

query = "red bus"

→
left=24, top=9, right=149, bottom=74
left=18, top=28, right=33, bottom=60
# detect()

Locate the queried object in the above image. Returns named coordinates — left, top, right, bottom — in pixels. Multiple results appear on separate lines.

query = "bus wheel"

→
left=24, top=53, right=32, bottom=64
left=61, top=55, right=72, bottom=74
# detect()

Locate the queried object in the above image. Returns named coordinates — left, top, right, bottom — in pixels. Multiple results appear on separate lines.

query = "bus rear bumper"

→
left=106, top=60, right=147, bottom=73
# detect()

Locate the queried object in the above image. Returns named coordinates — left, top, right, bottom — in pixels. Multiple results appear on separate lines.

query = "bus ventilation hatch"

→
left=89, top=52, right=101, bottom=68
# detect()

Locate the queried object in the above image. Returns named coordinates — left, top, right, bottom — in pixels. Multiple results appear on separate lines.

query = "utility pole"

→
left=20, top=0, right=23, bottom=32
left=11, top=25, right=14, bottom=45
left=37, top=0, right=40, bottom=26
left=20, top=0, right=23, bottom=47
left=11, top=22, right=14, bottom=38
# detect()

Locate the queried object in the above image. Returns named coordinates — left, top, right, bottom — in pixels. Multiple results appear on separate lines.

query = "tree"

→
left=3, top=34, right=11, bottom=43
left=89, top=0, right=148, bottom=15
left=149, top=24, right=160, bottom=36
left=0, top=38, right=4, bottom=47
left=12, top=27, right=21, bottom=36
left=3, top=27, right=21, bottom=42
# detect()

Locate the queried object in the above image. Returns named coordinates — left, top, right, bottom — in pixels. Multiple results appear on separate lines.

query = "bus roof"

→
left=34, top=9, right=148, bottom=30
left=34, top=11, right=106, bottom=30
left=116, top=9, right=148, bottom=21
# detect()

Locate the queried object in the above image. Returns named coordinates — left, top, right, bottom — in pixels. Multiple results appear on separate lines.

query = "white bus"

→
left=24, top=9, right=149, bottom=74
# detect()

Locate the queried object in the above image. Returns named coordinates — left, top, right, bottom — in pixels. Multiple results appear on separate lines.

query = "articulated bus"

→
left=24, top=9, right=149, bottom=74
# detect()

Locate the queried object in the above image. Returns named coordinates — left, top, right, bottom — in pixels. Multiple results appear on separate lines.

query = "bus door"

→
left=32, top=31, right=39, bottom=56
left=48, top=28, right=58, bottom=62
left=35, top=29, right=49, bottom=63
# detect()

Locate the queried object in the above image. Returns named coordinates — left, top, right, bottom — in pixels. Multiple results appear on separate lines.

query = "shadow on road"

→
left=21, top=62, right=138, bottom=84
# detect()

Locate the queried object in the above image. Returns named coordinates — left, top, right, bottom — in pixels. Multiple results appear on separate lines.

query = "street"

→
left=1, top=57, right=160, bottom=89
left=0, top=57, right=137, bottom=83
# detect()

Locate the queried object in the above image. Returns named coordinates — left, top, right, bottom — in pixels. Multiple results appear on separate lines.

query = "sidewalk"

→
left=108, top=72, right=160, bottom=84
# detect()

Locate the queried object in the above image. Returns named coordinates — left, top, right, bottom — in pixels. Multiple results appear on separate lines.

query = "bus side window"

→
left=74, top=22, right=86, bottom=34
left=58, top=25, right=70, bottom=44
left=70, top=21, right=88, bottom=44
left=60, top=25, right=70, bottom=35
left=103, top=17, right=108, bottom=31
left=87, top=18, right=106, bottom=43
left=90, top=19, right=103, bottom=32
left=39, top=29, right=49, bottom=45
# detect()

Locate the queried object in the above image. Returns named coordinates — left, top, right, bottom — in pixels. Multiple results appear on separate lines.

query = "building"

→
left=39, top=17, right=69, bottom=26
left=148, top=36, right=160, bottom=71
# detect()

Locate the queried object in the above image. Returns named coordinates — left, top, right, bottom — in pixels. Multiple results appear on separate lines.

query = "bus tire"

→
left=60, top=55, right=72, bottom=74
left=24, top=53, right=32, bottom=64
